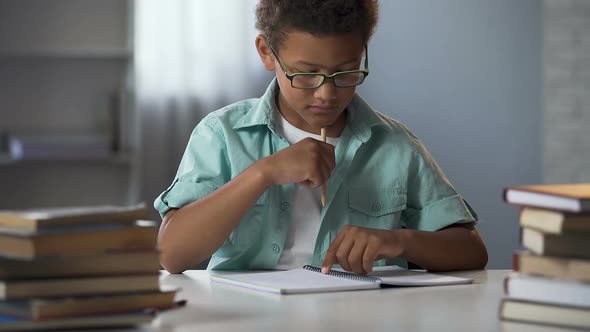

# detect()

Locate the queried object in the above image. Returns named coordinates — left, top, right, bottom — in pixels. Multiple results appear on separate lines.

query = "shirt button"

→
left=272, top=244, right=280, bottom=253
left=372, top=201, right=382, bottom=212
left=280, top=201, right=289, bottom=212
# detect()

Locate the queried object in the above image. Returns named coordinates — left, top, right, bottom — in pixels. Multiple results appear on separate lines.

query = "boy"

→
left=155, top=0, right=488, bottom=274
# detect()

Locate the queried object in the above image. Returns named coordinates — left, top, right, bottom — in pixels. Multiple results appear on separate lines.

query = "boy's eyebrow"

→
left=293, top=58, right=360, bottom=69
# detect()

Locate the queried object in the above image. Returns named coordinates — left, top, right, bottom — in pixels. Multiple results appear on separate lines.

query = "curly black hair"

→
left=255, top=0, right=379, bottom=49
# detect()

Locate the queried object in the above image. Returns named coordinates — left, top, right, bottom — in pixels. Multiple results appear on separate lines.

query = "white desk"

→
left=86, top=270, right=571, bottom=332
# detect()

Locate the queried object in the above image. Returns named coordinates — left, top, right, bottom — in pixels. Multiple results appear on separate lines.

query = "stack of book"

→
left=8, top=133, right=113, bottom=160
left=0, top=203, right=178, bottom=331
left=500, top=183, right=590, bottom=329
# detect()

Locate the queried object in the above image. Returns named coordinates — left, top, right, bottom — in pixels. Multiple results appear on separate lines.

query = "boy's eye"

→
left=294, top=66, right=359, bottom=74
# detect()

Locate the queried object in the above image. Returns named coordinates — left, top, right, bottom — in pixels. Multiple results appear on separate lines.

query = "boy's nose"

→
left=313, top=79, right=338, bottom=101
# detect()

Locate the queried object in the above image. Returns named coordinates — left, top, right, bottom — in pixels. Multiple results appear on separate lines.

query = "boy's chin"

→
left=311, top=116, right=344, bottom=131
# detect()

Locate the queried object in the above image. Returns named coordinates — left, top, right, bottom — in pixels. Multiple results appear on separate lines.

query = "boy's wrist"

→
left=251, top=158, right=274, bottom=188
left=393, top=228, right=412, bottom=259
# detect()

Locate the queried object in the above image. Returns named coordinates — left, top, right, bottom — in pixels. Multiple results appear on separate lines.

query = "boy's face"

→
left=257, top=31, right=365, bottom=136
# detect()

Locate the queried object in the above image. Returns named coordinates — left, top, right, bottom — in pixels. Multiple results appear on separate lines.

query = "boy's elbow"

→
left=158, top=211, right=190, bottom=273
left=467, top=227, right=488, bottom=270
left=162, top=265, right=187, bottom=274
left=478, top=246, right=489, bottom=270
left=160, top=252, right=188, bottom=274
left=472, top=239, right=488, bottom=270
left=158, top=240, right=208, bottom=274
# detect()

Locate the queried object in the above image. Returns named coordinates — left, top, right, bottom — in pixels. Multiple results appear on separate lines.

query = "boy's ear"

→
left=255, top=35, right=276, bottom=72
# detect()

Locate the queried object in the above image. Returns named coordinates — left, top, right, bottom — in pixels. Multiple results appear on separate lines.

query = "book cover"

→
left=0, top=221, right=158, bottom=260
left=521, top=227, right=590, bottom=259
left=0, top=274, right=160, bottom=300
left=503, top=183, right=590, bottom=212
left=0, top=288, right=177, bottom=320
left=519, top=207, right=590, bottom=234
left=499, top=298, right=590, bottom=330
left=0, top=249, right=160, bottom=280
left=513, top=251, right=590, bottom=283
left=0, top=203, right=149, bottom=233
left=504, top=272, right=590, bottom=307
left=0, top=310, right=154, bottom=331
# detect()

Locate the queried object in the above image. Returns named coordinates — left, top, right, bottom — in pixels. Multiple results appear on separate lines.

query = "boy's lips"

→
left=308, top=105, right=337, bottom=113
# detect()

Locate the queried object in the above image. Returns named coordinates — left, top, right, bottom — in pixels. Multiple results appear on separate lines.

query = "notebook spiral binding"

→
left=303, top=265, right=381, bottom=283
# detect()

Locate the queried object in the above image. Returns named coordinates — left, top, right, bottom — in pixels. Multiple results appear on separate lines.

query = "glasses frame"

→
left=269, top=44, right=369, bottom=89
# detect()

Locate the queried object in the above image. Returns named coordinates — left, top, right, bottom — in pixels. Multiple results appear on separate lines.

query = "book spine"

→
left=503, top=274, right=510, bottom=295
left=512, top=251, right=519, bottom=272
left=502, top=187, right=510, bottom=204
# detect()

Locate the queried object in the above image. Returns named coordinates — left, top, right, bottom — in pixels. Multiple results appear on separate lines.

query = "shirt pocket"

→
left=348, top=187, right=407, bottom=229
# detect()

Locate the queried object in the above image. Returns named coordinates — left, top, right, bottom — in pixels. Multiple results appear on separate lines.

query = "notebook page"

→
left=367, top=266, right=473, bottom=286
left=210, top=268, right=380, bottom=294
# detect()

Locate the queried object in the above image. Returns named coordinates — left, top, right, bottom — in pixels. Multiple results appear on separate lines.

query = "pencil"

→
left=320, top=128, right=327, bottom=207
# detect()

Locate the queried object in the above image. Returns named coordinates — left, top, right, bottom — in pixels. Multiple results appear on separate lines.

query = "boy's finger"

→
left=348, top=241, right=367, bottom=274
left=322, top=231, right=345, bottom=273
left=324, top=147, right=336, bottom=164
left=307, top=177, right=323, bottom=189
left=362, top=241, right=379, bottom=274
left=334, top=237, right=355, bottom=272
left=321, top=253, right=336, bottom=274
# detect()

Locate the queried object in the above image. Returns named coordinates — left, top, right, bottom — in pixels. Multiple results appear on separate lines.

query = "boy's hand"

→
left=258, top=137, right=335, bottom=188
left=322, top=226, right=406, bottom=275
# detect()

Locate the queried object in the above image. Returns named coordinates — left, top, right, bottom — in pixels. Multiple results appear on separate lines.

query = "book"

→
left=519, top=207, right=590, bottom=234
left=522, top=227, right=590, bottom=259
left=504, top=273, right=590, bottom=307
left=513, top=251, right=590, bottom=283
left=0, top=288, right=177, bottom=320
left=499, top=299, right=590, bottom=330
left=0, top=274, right=160, bottom=300
left=210, top=265, right=473, bottom=294
left=503, top=183, right=590, bottom=212
left=0, top=203, right=149, bottom=233
left=8, top=133, right=112, bottom=160
left=0, top=310, right=155, bottom=331
left=0, top=250, right=160, bottom=280
left=0, top=221, right=158, bottom=259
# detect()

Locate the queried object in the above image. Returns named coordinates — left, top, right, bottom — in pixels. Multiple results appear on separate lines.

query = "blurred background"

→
left=0, top=0, right=588, bottom=269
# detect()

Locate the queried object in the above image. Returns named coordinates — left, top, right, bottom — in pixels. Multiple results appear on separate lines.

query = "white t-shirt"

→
left=274, top=112, right=339, bottom=270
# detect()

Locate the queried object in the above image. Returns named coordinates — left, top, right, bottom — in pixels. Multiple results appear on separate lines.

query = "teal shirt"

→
left=154, top=78, right=478, bottom=270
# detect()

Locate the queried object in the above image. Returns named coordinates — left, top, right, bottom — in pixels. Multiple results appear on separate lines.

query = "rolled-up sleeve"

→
left=403, top=140, right=478, bottom=231
left=154, top=117, right=230, bottom=219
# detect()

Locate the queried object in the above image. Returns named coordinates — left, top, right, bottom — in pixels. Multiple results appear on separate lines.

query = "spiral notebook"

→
left=210, top=265, right=473, bottom=294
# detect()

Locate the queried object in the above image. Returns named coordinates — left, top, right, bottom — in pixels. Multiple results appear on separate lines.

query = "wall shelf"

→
left=0, top=153, right=134, bottom=165
left=0, top=0, right=138, bottom=208
left=0, top=49, right=133, bottom=59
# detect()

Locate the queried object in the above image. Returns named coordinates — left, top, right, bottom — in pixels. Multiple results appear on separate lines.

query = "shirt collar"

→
left=232, top=78, right=277, bottom=130
left=345, top=93, right=388, bottom=143
left=233, top=78, right=389, bottom=143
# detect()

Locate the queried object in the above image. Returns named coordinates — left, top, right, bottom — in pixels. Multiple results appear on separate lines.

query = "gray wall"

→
left=544, top=0, right=590, bottom=183
left=358, top=0, right=543, bottom=268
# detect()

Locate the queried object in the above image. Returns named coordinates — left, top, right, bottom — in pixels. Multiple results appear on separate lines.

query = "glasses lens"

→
left=334, top=72, right=366, bottom=87
left=292, top=74, right=323, bottom=88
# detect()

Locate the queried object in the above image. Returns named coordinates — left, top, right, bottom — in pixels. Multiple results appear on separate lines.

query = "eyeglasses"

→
left=269, top=45, right=369, bottom=89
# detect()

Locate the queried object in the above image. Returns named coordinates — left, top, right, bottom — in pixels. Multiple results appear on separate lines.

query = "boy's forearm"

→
left=397, top=225, right=488, bottom=272
left=158, top=161, right=272, bottom=273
